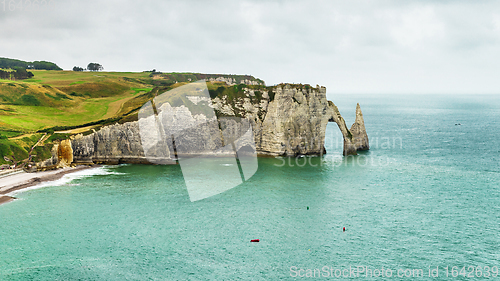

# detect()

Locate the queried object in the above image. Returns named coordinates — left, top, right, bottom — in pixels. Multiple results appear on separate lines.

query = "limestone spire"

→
left=350, top=103, right=369, bottom=151
left=327, top=102, right=369, bottom=156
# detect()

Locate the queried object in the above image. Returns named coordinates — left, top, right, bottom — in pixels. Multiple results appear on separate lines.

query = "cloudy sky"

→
left=1, top=0, right=500, bottom=94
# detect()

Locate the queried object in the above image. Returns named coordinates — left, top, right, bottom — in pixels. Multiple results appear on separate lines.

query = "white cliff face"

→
left=70, top=122, right=148, bottom=165
left=240, top=79, right=262, bottom=86
left=41, top=84, right=369, bottom=167
left=208, top=85, right=332, bottom=156
left=207, top=77, right=237, bottom=85
left=258, top=85, right=330, bottom=156
left=206, top=77, right=264, bottom=86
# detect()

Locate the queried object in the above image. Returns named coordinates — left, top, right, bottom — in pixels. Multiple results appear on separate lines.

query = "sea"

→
left=1, top=94, right=499, bottom=280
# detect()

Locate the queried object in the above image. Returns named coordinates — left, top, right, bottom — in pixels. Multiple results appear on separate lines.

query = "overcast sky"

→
left=1, top=0, right=500, bottom=94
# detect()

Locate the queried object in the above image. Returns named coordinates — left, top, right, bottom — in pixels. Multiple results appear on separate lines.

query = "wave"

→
left=9, top=166, right=126, bottom=196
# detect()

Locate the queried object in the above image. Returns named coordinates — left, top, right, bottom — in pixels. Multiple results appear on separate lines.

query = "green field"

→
left=0, top=70, right=157, bottom=132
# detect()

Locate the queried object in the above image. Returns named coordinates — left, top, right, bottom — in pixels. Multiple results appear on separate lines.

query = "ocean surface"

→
left=1, top=94, right=500, bottom=280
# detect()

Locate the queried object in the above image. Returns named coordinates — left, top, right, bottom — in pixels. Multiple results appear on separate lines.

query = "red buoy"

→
left=343, top=227, right=345, bottom=232
left=250, top=239, right=260, bottom=242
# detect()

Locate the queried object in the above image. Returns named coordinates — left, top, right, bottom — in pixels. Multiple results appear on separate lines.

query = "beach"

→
left=0, top=166, right=94, bottom=205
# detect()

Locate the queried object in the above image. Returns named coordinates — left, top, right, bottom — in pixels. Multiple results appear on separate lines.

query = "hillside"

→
left=0, top=70, right=265, bottom=166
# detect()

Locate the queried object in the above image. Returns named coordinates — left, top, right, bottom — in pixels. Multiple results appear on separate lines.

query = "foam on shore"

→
left=7, top=166, right=125, bottom=196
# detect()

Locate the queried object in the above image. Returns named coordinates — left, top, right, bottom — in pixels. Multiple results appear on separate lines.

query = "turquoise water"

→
left=1, top=94, right=500, bottom=280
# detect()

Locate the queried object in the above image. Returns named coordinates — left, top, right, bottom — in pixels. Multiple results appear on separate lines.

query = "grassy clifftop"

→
left=0, top=70, right=264, bottom=165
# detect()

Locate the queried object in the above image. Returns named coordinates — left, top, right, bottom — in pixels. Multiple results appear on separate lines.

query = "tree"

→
left=0, top=57, right=29, bottom=69
left=0, top=57, right=62, bottom=70
left=0, top=69, right=11, bottom=80
left=0, top=68, right=34, bottom=80
left=13, top=68, right=34, bottom=79
left=87, top=63, right=103, bottom=72
left=31, top=61, right=62, bottom=70
left=73, top=66, right=84, bottom=72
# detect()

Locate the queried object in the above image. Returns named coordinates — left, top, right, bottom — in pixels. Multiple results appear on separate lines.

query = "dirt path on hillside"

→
left=103, top=94, right=136, bottom=119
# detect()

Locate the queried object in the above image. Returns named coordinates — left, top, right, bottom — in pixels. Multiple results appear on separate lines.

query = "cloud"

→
left=1, top=0, right=500, bottom=94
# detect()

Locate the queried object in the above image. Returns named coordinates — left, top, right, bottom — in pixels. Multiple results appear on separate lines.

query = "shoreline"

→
left=0, top=165, right=96, bottom=206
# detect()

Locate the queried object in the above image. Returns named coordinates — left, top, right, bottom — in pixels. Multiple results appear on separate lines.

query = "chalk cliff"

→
left=256, top=85, right=329, bottom=156
left=38, top=83, right=368, bottom=168
left=71, top=122, right=148, bottom=165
